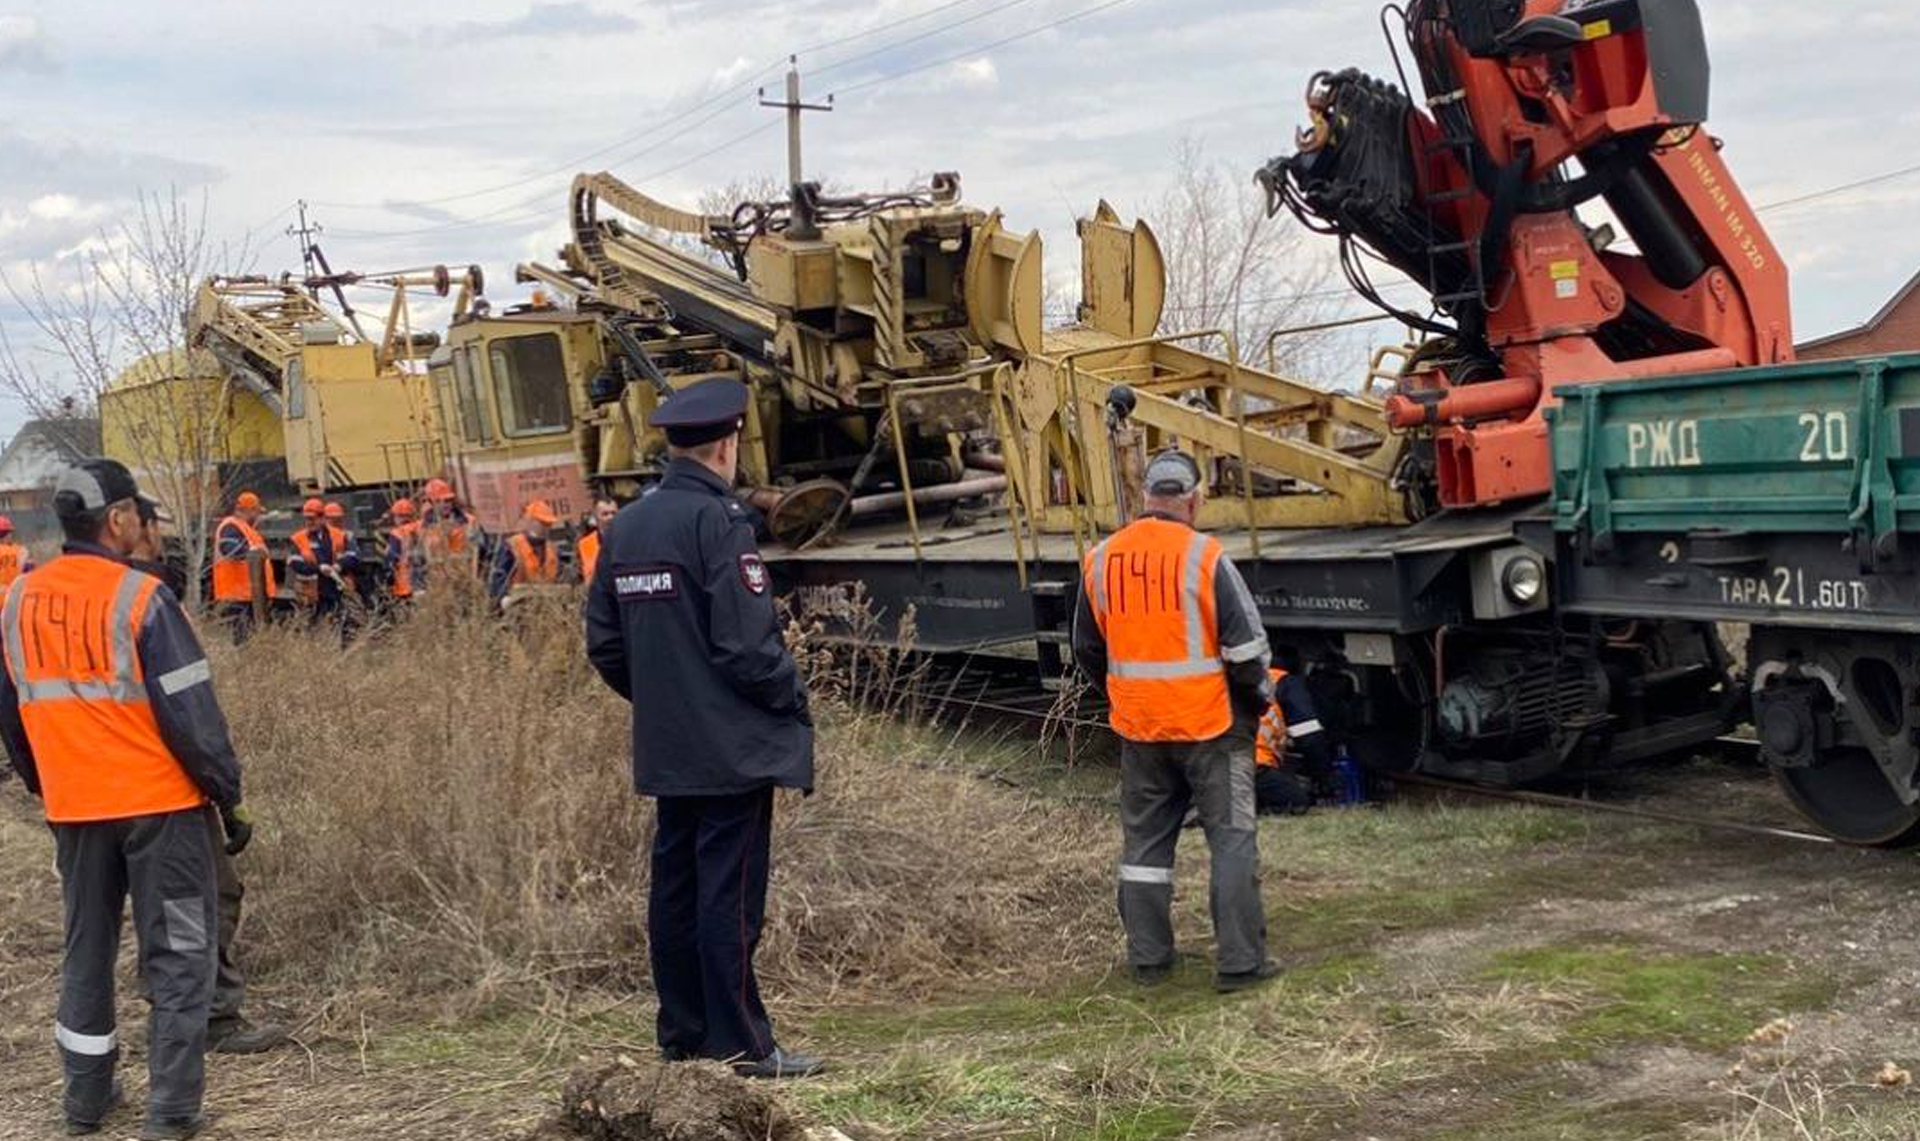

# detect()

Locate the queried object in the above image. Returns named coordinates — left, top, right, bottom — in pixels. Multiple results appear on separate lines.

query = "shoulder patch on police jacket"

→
left=738, top=553, right=769, bottom=595
left=614, top=566, right=678, bottom=600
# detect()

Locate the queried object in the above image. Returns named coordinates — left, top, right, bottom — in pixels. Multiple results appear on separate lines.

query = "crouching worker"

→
left=1254, top=666, right=1332, bottom=815
left=0, top=459, right=254, bottom=1140
left=1073, top=448, right=1280, bottom=993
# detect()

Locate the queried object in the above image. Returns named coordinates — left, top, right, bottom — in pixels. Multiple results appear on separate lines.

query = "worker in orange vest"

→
left=287, top=498, right=358, bottom=624
left=383, top=498, right=423, bottom=605
left=0, top=459, right=254, bottom=1138
left=0, top=514, right=34, bottom=585
left=211, top=491, right=276, bottom=644
left=1072, top=449, right=1278, bottom=992
left=488, top=499, right=560, bottom=601
left=575, top=495, right=619, bottom=584
left=419, top=477, right=475, bottom=572
left=1253, top=665, right=1333, bottom=815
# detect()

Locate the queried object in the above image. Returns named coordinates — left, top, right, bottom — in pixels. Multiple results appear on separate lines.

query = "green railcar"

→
left=1547, top=353, right=1920, bottom=846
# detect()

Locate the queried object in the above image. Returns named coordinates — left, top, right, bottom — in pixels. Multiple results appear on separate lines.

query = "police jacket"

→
left=585, top=458, right=813, bottom=797
left=0, top=542, right=242, bottom=813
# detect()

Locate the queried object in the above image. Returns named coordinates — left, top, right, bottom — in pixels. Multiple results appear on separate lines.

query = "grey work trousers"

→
left=138, top=807, right=245, bottom=1027
left=53, top=808, right=218, bottom=1125
left=1118, top=730, right=1267, bottom=975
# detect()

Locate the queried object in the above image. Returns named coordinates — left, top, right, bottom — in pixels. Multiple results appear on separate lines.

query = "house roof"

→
left=0, top=417, right=102, bottom=467
left=1797, top=268, right=1920, bottom=352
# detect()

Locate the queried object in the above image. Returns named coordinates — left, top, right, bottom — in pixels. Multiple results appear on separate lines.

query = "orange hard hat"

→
left=524, top=499, right=558, bottom=526
left=302, top=497, right=325, bottom=517
left=391, top=498, right=417, bottom=519
left=235, top=491, right=263, bottom=512
left=0, top=514, right=13, bottom=535
left=424, top=477, right=455, bottom=501
left=323, top=502, right=346, bottom=520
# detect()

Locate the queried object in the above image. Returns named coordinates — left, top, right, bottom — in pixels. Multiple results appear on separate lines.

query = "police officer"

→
left=1072, top=449, right=1281, bottom=992
left=0, top=459, right=254, bottom=1139
left=584, top=378, right=822, bottom=1080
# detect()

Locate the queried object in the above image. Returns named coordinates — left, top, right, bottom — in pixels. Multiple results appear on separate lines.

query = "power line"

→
left=832, top=0, right=1143, bottom=97
left=308, top=0, right=1033, bottom=217
left=1754, top=161, right=1920, bottom=214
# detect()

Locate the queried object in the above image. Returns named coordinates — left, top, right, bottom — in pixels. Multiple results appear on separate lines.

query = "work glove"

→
left=220, top=803, right=255, bottom=857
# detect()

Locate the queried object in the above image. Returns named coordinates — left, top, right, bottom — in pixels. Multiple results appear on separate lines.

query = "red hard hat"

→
left=424, top=477, right=455, bottom=501
left=391, top=498, right=417, bottom=519
left=302, top=497, right=325, bottom=517
left=0, top=514, right=13, bottom=535
left=235, top=491, right=263, bottom=512
left=323, top=502, right=346, bottom=520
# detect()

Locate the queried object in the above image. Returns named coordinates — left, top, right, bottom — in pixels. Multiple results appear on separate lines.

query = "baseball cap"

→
left=1144, top=449, right=1202, bottom=497
left=136, top=494, right=174, bottom=525
left=54, top=459, right=142, bottom=520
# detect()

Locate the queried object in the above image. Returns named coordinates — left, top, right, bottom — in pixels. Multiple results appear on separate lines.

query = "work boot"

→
left=139, top=1113, right=208, bottom=1141
left=64, top=1080, right=123, bottom=1135
left=659, top=1045, right=696, bottom=1063
left=1215, top=959, right=1283, bottom=994
left=209, top=1016, right=289, bottom=1055
left=1130, top=960, right=1174, bottom=987
left=734, top=1047, right=826, bottom=1080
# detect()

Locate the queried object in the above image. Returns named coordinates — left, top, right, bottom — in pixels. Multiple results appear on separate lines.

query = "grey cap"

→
left=53, top=458, right=141, bottom=519
left=1144, top=449, right=1201, bottom=497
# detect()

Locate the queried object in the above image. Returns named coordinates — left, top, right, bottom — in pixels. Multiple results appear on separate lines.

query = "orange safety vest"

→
left=422, top=509, right=471, bottom=560
left=1, top=554, right=204, bottom=823
left=1255, top=667, right=1289, bottom=769
left=389, top=522, right=420, bottom=599
left=1081, top=516, right=1231, bottom=742
left=0, top=542, right=28, bottom=586
left=577, top=530, right=601, bottom=582
left=212, top=516, right=277, bottom=604
left=507, top=534, right=559, bottom=586
left=291, top=525, right=351, bottom=605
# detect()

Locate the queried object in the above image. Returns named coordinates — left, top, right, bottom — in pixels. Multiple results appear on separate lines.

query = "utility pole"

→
left=758, top=57, right=833, bottom=189
left=286, top=199, right=323, bottom=280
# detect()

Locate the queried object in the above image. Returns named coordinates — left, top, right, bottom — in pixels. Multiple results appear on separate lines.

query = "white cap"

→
left=1145, top=450, right=1201, bottom=496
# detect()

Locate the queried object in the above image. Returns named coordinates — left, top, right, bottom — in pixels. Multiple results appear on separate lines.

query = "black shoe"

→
left=65, top=1080, right=123, bottom=1135
left=139, top=1112, right=208, bottom=1140
left=660, top=1046, right=695, bottom=1063
left=1130, top=960, right=1174, bottom=986
left=1215, top=959, right=1282, bottom=994
left=210, top=1016, right=289, bottom=1055
left=733, top=1047, right=826, bottom=1080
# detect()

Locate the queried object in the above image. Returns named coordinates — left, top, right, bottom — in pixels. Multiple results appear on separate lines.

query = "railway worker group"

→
left=0, top=377, right=1340, bottom=1136
left=202, top=475, right=623, bottom=643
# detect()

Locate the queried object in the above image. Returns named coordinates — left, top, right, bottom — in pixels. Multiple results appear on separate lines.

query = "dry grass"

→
left=211, top=582, right=1113, bottom=1032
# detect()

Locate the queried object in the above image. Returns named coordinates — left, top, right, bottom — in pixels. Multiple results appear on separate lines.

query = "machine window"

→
left=285, top=357, right=305, bottom=420
left=451, top=347, right=492, bottom=443
left=488, top=334, right=569, bottom=436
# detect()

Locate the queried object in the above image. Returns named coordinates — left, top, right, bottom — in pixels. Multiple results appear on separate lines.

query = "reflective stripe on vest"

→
left=1255, top=666, right=1288, bottom=768
left=1082, top=518, right=1230, bottom=742
left=508, top=534, right=559, bottom=586
left=211, top=516, right=276, bottom=603
left=1, top=556, right=204, bottom=823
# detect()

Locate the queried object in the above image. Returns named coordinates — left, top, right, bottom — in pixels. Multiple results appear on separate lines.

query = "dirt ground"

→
left=1, top=755, right=1917, bottom=1140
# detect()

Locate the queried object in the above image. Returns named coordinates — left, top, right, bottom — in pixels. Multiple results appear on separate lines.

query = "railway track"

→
left=883, top=653, right=1838, bottom=848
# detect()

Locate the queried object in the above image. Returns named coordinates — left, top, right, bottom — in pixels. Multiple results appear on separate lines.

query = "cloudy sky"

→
left=0, top=0, right=1916, bottom=435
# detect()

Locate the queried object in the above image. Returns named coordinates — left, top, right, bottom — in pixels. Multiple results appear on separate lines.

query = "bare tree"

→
left=1149, top=136, right=1349, bottom=382
left=0, top=188, right=253, bottom=607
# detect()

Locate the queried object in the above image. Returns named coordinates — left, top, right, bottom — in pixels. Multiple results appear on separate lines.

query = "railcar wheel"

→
left=1775, top=748, right=1920, bottom=848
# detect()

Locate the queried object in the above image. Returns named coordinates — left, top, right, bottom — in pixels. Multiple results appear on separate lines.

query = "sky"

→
left=0, top=0, right=1916, bottom=437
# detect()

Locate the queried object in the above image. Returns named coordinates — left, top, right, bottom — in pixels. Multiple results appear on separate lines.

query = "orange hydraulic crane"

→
left=1258, top=0, right=1792, bottom=510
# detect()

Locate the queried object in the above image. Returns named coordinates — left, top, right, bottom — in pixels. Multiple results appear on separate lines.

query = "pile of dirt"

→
left=530, top=1058, right=802, bottom=1141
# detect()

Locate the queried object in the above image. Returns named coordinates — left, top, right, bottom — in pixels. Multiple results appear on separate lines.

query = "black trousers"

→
left=53, top=809, right=218, bottom=1124
left=215, top=603, right=254, bottom=646
left=649, top=788, right=776, bottom=1063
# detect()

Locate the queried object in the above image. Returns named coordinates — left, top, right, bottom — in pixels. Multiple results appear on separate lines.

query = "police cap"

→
left=654, top=377, right=748, bottom=447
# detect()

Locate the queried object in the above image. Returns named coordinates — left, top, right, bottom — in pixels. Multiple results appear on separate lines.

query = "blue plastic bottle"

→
left=1332, top=746, right=1366, bottom=806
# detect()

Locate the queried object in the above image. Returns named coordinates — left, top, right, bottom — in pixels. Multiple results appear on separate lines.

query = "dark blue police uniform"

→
left=584, top=378, right=815, bottom=1073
